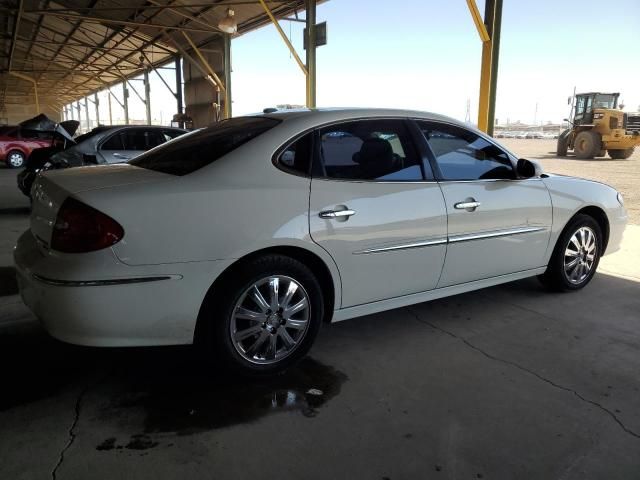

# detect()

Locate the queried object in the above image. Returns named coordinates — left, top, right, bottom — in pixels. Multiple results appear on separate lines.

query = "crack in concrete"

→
left=51, top=384, right=89, bottom=480
left=405, top=307, right=640, bottom=441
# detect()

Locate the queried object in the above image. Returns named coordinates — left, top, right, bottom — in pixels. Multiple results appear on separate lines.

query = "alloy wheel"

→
left=8, top=152, right=24, bottom=167
left=564, top=226, right=597, bottom=285
left=230, top=275, right=310, bottom=364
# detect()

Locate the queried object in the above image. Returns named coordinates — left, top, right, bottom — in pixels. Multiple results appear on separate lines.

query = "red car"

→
left=0, top=126, right=54, bottom=168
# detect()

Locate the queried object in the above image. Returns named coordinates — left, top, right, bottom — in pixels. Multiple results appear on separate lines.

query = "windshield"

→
left=593, top=94, right=618, bottom=109
left=129, top=117, right=280, bottom=176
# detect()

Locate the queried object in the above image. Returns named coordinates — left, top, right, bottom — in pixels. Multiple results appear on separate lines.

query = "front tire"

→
left=539, top=214, right=602, bottom=291
left=573, top=131, right=602, bottom=159
left=6, top=150, right=26, bottom=168
left=608, top=148, right=634, bottom=159
left=197, top=254, right=324, bottom=376
left=556, top=129, right=570, bottom=156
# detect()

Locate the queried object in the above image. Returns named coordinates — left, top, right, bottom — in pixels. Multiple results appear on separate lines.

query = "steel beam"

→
left=305, top=0, right=316, bottom=108
left=144, top=70, right=152, bottom=124
left=7, top=0, right=24, bottom=72
left=108, top=90, right=113, bottom=124
left=123, top=82, right=129, bottom=125
left=223, top=34, right=232, bottom=118
left=9, top=72, right=39, bottom=112
left=175, top=56, right=183, bottom=115
left=84, top=97, right=90, bottom=131
left=181, top=32, right=226, bottom=93
left=94, top=93, right=100, bottom=125
left=486, top=0, right=503, bottom=136
left=467, top=0, right=494, bottom=133
left=42, top=12, right=219, bottom=34
left=258, top=0, right=308, bottom=76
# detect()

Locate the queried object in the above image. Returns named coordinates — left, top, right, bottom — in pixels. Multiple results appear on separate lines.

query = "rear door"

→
left=416, top=120, right=552, bottom=287
left=309, top=118, right=448, bottom=308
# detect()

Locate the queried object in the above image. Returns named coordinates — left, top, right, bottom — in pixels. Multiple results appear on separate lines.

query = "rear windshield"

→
left=129, top=117, right=280, bottom=176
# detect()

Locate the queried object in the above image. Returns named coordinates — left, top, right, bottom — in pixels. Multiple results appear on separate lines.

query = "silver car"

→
left=52, top=125, right=187, bottom=166
left=14, top=108, right=627, bottom=375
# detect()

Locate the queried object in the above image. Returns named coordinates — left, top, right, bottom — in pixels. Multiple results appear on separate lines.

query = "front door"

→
left=309, top=118, right=448, bottom=308
left=416, top=120, right=552, bottom=287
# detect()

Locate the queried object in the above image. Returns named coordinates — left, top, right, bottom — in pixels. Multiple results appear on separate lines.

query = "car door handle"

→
left=454, top=201, right=481, bottom=210
left=112, top=153, right=130, bottom=159
left=319, top=209, right=356, bottom=219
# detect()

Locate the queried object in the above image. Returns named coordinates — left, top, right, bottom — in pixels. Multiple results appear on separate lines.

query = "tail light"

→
left=51, top=198, right=124, bottom=253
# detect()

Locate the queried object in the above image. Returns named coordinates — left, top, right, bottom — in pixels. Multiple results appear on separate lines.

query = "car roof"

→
left=258, top=107, right=461, bottom=124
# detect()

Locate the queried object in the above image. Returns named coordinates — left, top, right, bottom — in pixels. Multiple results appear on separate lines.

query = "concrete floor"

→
left=1, top=164, right=639, bottom=480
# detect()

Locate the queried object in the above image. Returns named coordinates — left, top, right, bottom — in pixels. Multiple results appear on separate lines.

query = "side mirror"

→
left=516, top=158, right=543, bottom=178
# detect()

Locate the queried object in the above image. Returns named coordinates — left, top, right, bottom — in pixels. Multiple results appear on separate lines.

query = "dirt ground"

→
left=501, top=139, right=639, bottom=225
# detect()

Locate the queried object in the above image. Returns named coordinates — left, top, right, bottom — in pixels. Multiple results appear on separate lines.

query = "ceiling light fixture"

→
left=218, top=8, right=237, bottom=34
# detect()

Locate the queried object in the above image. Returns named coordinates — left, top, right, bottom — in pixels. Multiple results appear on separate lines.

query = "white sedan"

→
left=14, top=108, right=627, bottom=374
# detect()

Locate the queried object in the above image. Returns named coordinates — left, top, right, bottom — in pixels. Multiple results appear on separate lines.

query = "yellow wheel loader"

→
left=557, top=92, right=640, bottom=159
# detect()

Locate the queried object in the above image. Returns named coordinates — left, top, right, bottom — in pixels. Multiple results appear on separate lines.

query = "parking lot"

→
left=1, top=140, right=639, bottom=479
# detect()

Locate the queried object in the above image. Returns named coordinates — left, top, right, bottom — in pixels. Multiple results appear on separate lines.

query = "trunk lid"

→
left=30, top=164, right=171, bottom=251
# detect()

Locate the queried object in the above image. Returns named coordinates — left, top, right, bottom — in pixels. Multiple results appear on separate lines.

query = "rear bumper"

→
left=14, top=231, right=230, bottom=347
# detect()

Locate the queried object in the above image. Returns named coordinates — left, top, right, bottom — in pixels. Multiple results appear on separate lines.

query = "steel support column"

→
left=84, top=97, right=90, bottom=131
left=223, top=34, right=232, bottom=118
left=305, top=0, right=316, bottom=108
left=76, top=101, right=81, bottom=124
left=108, top=89, right=113, bottom=125
left=122, top=82, right=129, bottom=125
left=144, top=70, right=152, bottom=124
left=175, top=56, right=183, bottom=115
left=486, top=0, right=503, bottom=136
left=94, top=93, right=99, bottom=126
left=476, top=0, right=494, bottom=133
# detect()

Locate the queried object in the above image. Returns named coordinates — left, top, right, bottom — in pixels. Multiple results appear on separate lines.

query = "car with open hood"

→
left=0, top=114, right=78, bottom=168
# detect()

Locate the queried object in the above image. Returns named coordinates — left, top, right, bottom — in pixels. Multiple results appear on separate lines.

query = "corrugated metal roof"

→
left=0, top=0, right=310, bottom=111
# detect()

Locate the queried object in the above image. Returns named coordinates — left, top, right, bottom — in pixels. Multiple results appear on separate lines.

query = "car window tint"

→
left=101, top=132, right=124, bottom=150
left=317, top=119, right=423, bottom=181
left=417, top=122, right=515, bottom=181
left=130, top=117, right=280, bottom=176
left=162, top=130, right=184, bottom=142
left=277, top=133, right=312, bottom=175
left=145, top=130, right=166, bottom=149
left=121, top=130, right=149, bottom=151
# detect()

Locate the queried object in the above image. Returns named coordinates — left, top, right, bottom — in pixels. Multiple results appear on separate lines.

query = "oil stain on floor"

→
left=101, top=356, right=348, bottom=438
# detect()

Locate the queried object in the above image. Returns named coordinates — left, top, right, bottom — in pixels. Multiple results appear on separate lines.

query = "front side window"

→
left=417, top=121, right=515, bottom=181
left=316, top=119, right=423, bottom=181
left=130, top=117, right=280, bottom=176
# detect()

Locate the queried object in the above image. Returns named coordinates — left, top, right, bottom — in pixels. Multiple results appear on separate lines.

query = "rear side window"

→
left=316, top=119, right=423, bottom=181
left=101, top=133, right=124, bottom=150
left=130, top=117, right=280, bottom=176
left=276, top=133, right=312, bottom=175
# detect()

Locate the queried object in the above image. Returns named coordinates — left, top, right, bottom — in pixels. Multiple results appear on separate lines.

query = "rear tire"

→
left=556, top=130, right=570, bottom=156
left=538, top=214, right=602, bottom=292
left=608, top=148, right=634, bottom=159
left=573, top=131, right=602, bottom=159
left=6, top=150, right=25, bottom=168
left=196, top=254, right=324, bottom=376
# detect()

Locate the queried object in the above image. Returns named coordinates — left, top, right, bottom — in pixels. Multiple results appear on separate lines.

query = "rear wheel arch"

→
left=194, top=245, right=337, bottom=343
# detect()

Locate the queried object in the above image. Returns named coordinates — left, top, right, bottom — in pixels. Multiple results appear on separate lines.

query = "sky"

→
left=231, top=0, right=640, bottom=125
left=65, top=0, right=640, bottom=128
